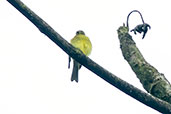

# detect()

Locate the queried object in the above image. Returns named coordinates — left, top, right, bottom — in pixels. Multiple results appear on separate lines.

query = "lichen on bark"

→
left=117, top=25, right=171, bottom=104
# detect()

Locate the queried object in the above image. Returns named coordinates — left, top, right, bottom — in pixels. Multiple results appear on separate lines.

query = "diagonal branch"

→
left=6, top=0, right=171, bottom=113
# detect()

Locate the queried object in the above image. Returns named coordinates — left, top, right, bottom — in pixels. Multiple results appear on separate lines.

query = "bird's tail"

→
left=71, top=60, right=80, bottom=82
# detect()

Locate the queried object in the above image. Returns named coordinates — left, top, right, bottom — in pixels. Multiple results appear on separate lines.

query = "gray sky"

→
left=0, top=0, right=171, bottom=113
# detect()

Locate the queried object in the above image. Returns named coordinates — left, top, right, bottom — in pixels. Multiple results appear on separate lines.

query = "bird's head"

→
left=76, top=30, right=85, bottom=35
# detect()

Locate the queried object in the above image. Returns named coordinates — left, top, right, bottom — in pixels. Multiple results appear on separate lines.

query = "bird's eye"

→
left=76, top=31, right=82, bottom=35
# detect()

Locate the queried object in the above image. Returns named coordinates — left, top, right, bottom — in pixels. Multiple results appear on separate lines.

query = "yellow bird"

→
left=69, top=30, right=92, bottom=82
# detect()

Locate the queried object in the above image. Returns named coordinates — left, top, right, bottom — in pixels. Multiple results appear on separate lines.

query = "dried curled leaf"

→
left=131, top=23, right=151, bottom=39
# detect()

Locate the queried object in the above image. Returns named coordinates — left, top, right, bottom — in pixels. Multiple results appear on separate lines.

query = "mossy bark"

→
left=117, top=25, right=171, bottom=104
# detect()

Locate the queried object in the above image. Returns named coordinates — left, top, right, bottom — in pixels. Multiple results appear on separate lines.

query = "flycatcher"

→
left=69, top=30, right=92, bottom=82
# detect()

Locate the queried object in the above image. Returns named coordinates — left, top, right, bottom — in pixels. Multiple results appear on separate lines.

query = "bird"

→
left=69, top=30, right=92, bottom=82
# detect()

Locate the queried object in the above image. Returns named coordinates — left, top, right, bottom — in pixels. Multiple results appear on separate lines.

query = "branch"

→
left=117, top=25, right=171, bottom=103
left=6, top=0, right=171, bottom=113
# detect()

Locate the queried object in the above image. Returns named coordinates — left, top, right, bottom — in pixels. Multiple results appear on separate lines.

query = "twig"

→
left=126, top=10, right=145, bottom=29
